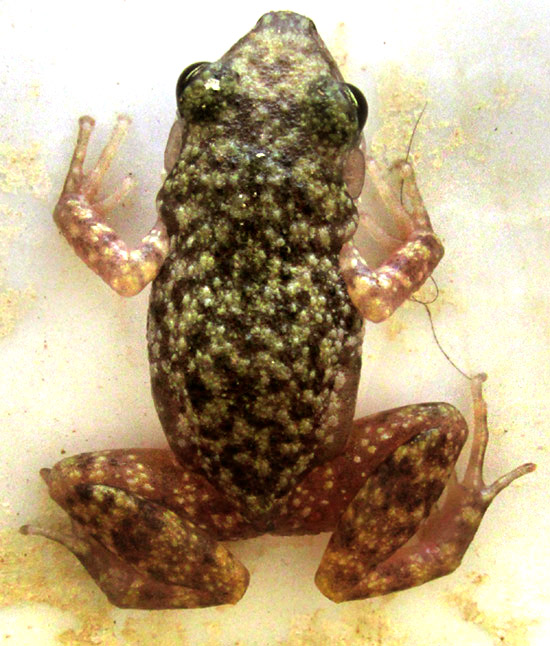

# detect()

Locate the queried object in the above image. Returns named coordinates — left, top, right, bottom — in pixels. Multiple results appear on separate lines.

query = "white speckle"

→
left=205, top=78, right=221, bottom=91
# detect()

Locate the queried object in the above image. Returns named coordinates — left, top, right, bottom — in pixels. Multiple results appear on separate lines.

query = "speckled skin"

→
left=149, top=13, right=364, bottom=521
left=23, top=11, right=534, bottom=609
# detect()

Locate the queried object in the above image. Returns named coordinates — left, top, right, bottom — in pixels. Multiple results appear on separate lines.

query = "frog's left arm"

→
left=340, top=158, right=444, bottom=322
left=53, top=116, right=169, bottom=297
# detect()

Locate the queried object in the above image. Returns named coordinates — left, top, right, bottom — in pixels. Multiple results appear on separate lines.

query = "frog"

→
left=21, top=11, right=535, bottom=609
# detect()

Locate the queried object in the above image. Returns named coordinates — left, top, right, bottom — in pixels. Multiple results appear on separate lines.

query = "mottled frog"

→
left=22, top=11, right=534, bottom=608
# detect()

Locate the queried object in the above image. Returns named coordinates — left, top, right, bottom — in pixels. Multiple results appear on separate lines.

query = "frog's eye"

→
left=176, top=62, right=238, bottom=122
left=176, top=61, right=209, bottom=103
left=344, top=84, right=368, bottom=132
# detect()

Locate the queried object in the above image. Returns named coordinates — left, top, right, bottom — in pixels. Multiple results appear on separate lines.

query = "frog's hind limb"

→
left=21, top=449, right=252, bottom=609
left=53, top=116, right=169, bottom=297
left=314, top=375, right=535, bottom=602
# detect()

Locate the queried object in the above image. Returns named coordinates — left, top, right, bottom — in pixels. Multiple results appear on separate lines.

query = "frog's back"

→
left=147, top=12, right=364, bottom=519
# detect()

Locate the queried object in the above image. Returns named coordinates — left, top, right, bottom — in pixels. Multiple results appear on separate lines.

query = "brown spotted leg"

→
left=21, top=449, right=253, bottom=609
left=53, top=116, right=169, bottom=296
left=340, top=157, right=444, bottom=322
left=315, top=375, right=535, bottom=602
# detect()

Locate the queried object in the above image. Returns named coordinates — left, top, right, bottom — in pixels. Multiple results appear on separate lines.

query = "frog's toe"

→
left=20, top=523, right=90, bottom=557
left=461, top=374, right=535, bottom=506
left=39, top=467, right=52, bottom=483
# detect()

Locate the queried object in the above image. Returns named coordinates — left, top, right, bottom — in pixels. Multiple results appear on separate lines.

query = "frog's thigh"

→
left=315, top=402, right=468, bottom=602
left=38, top=449, right=249, bottom=609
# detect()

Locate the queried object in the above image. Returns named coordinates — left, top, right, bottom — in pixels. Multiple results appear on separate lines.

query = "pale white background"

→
left=1, top=0, right=548, bottom=644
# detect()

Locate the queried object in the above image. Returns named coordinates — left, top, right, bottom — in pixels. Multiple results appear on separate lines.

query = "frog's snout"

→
left=255, top=11, right=316, bottom=36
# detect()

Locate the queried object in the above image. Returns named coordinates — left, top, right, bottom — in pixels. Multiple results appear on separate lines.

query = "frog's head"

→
left=175, top=11, right=367, bottom=158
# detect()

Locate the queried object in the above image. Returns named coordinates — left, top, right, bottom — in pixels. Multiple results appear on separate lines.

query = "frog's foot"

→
left=22, top=452, right=250, bottom=609
left=53, top=116, right=169, bottom=296
left=315, top=375, right=535, bottom=602
left=340, top=156, right=444, bottom=322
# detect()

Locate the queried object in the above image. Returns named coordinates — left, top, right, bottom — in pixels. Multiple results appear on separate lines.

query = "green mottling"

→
left=148, top=13, right=364, bottom=518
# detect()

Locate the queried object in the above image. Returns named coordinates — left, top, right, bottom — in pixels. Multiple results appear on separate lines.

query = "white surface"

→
left=1, top=1, right=548, bottom=644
